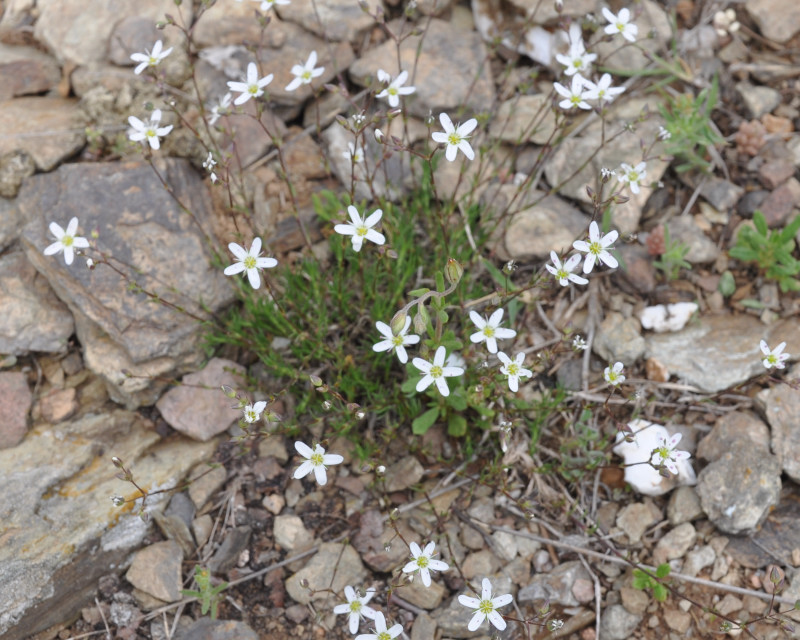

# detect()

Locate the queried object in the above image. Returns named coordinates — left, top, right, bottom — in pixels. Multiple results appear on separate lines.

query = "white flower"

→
left=373, top=317, right=420, bottom=364
left=343, top=142, right=365, bottom=164
left=497, top=352, right=533, bottom=392
left=130, top=39, right=173, bottom=75
left=553, top=74, right=591, bottom=110
left=412, top=346, right=464, bottom=397
left=128, top=109, right=173, bottom=150
left=285, top=50, right=324, bottom=92
left=227, top=62, right=274, bottom=105
left=469, top=308, right=516, bottom=354
left=572, top=335, right=588, bottom=350
left=619, top=161, right=648, bottom=194
left=650, top=432, right=691, bottom=475
left=333, top=586, right=377, bottom=634
left=431, top=112, right=478, bottom=162
left=602, top=6, right=638, bottom=42
left=376, top=69, right=416, bottom=108
left=458, top=578, right=514, bottom=632
left=446, top=352, right=466, bottom=369
left=601, top=167, right=616, bottom=180
left=546, top=251, right=589, bottom=286
left=243, top=401, right=267, bottom=423
left=572, top=221, right=619, bottom=273
left=209, top=93, right=233, bottom=125
left=354, top=611, right=403, bottom=640
left=257, top=0, right=291, bottom=10
left=292, top=441, right=344, bottom=486
left=658, top=125, right=671, bottom=140
left=604, top=361, right=625, bottom=386
left=334, top=206, right=385, bottom=252
left=43, top=217, right=90, bottom=266
left=582, top=73, right=625, bottom=103
left=713, top=8, right=740, bottom=37
left=402, top=541, right=450, bottom=587
left=223, top=238, right=278, bottom=289
left=761, top=340, right=790, bottom=369
left=555, top=40, right=597, bottom=77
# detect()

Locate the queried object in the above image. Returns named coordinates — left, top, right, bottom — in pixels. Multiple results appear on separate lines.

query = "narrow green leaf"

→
left=412, top=407, right=440, bottom=435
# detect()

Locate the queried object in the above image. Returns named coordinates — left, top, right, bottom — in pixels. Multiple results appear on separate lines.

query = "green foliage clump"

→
left=181, top=567, right=227, bottom=619
left=632, top=564, right=671, bottom=602
left=653, top=225, right=691, bottom=281
left=729, top=210, right=800, bottom=292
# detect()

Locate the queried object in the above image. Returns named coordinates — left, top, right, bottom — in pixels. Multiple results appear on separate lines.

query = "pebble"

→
left=274, top=515, right=313, bottom=552
left=38, top=387, right=78, bottom=423
left=620, top=586, right=649, bottom=616
left=126, top=541, right=183, bottom=603
left=208, top=526, right=252, bottom=574
left=736, top=83, right=781, bottom=118
left=174, top=619, right=259, bottom=640
left=286, top=543, right=367, bottom=606
left=600, top=604, right=642, bottom=640
left=396, top=574, right=446, bottom=609
left=653, top=522, right=697, bottom=565
left=593, top=312, right=646, bottom=365
left=667, top=486, right=705, bottom=525
left=759, top=177, right=800, bottom=226
left=682, top=545, right=716, bottom=578
left=411, top=613, right=437, bottom=640
left=663, top=608, right=692, bottom=633
left=0, top=371, right=31, bottom=449
left=756, top=367, right=800, bottom=482
left=489, top=95, right=557, bottom=145
left=616, top=503, right=657, bottom=544
left=188, top=465, right=228, bottom=510
left=383, top=455, right=424, bottom=492
left=758, top=159, right=796, bottom=189
left=519, top=560, right=590, bottom=607
left=745, top=0, right=800, bottom=43
left=461, top=549, right=500, bottom=580
left=192, top=515, right=213, bottom=549
left=696, top=411, right=770, bottom=463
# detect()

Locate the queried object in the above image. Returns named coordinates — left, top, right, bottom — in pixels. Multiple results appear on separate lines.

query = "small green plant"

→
left=181, top=566, right=227, bottom=619
left=658, top=77, right=725, bottom=173
left=653, top=226, right=691, bottom=280
left=729, top=210, right=800, bottom=292
left=632, top=564, right=671, bottom=602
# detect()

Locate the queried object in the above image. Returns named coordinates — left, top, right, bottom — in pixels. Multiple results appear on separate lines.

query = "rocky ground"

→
left=2, top=0, right=800, bottom=639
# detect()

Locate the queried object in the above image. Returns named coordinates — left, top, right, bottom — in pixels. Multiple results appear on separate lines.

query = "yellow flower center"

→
left=416, top=555, right=429, bottom=568
left=556, top=267, right=568, bottom=280
left=429, top=365, right=443, bottom=379
left=146, top=128, right=156, bottom=138
left=388, top=86, right=398, bottom=96
left=349, top=601, right=362, bottom=613
left=356, top=225, right=368, bottom=237
left=478, top=599, right=494, bottom=615
left=570, top=95, right=582, bottom=106
left=573, top=59, right=582, bottom=68
left=588, top=241, right=603, bottom=256
left=311, top=452, right=324, bottom=466
left=627, top=170, right=639, bottom=182
left=391, top=335, right=404, bottom=347
left=483, top=326, right=495, bottom=338
left=377, top=632, right=391, bottom=640
left=148, top=56, right=157, bottom=65
left=447, top=132, right=461, bottom=146
left=249, top=84, right=259, bottom=95
left=302, top=70, right=312, bottom=81
left=767, top=354, right=778, bottom=364
left=507, top=363, right=519, bottom=376
left=245, top=409, right=257, bottom=422
left=616, top=21, right=625, bottom=31
left=243, top=255, right=257, bottom=270
left=62, top=235, right=74, bottom=247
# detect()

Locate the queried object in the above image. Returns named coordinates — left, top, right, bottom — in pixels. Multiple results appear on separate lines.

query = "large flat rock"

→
left=19, top=159, right=234, bottom=407
left=0, top=410, right=216, bottom=639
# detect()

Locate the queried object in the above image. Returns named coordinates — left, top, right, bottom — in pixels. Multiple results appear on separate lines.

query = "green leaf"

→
left=753, top=210, right=768, bottom=236
left=718, top=271, right=735, bottom=297
left=413, top=407, right=440, bottom=435
left=656, top=563, right=671, bottom=579
left=447, top=391, right=468, bottom=411
left=653, top=584, right=668, bottom=602
left=780, top=215, right=800, bottom=242
left=447, top=414, right=467, bottom=437
left=435, top=271, right=445, bottom=293
left=408, top=288, right=430, bottom=297
left=401, top=375, right=420, bottom=394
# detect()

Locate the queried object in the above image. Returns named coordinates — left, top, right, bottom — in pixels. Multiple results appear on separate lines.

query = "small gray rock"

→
left=666, top=216, right=719, bottom=264
left=745, top=0, right=800, bottom=43
left=519, top=560, right=590, bottom=607
left=696, top=442, right=782, bottom=535
left=126, top=540, right=183, bottom=603
left=653, top=522, right=697, bottom=565
left=208, top=526, right=251, bottom=575
left=384, top=455, right=424, bottom=493
left=286, top=543, right=367, bottom=606
left=736, top=83, right=782, bottom=119
left=616, top=503, right=656, bottom=544
left=667, top=486, right=705, bottom=525
left=682, top=545, right=716, bottom=578
left=593, top=312, right=645, bottom=365
left=757, top=364, right=800, bottom=482
left=274, top=515, right=313, bottom=551
left=696, top=411, right=770, bottom=463
left=600, top=604, right=642, bottom=640
left=175, top=618, right=259, bottom=640
left=0, top=371, right=31, bottom=449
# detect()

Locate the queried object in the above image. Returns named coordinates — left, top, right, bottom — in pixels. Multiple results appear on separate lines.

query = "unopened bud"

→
left=111, top=495, right=125, bottom=507
left=221, top=384, right=237, bottom=399
left=444, top=258, right=463, bottom=286
left=376, top=465, right=386, bottom=475
left=309, top=374, right=323, bottom=387
left=390, top=310, right=408, bottom=335
left=111, top=456, right=124, bottom=468
left=375, top=128, right=384, bottom=142
left=554, top=0, right=563, bottom=11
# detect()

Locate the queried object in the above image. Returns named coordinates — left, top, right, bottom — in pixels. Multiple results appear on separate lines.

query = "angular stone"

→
left=126, top=540, right=183, bottom=603
left=194, top=4, right=290, bottom=48
left=696, top=441, right=781, bottom=535
left=757, top=365, right=800, bottom=483
left=0, top=410, right=216, bottom=640
left=666, top=216, right=719, bottom=264
left=616, top=503, right=655, bottom=544
left=0, top=249, right=74, bottom=355
left=174, top=618, right=259, bottom=640
left=0, top=150, right=36, bottom=199
left=696, top=411, right=770, bottom=463
left=645, top=315, right=800, bottom=393
left=667, top=486, right=705, bottom=526
left=286, top=543, right=367, bottom=606
left=600, top=604, right=642, bottom=640
left=746, top=0, right=800, bottom=43
left=33, top=0, right=192, bottom=65
left=489, top=95, right=556, bottom=145
left=0, top=98, right=85, bottom=171
left=653, top=522, right=696, bottom=565
left=396, top=574, right=446, bottom=609
left=0, top=371, right=31, bottom=449
left=349, top=19, right=495, bottom=119
left=277, top=0, right=379, bottom=42
left=156, top=358, right=245, bottom=441
left=188, top=464, right=227, bottom=510
left=736, top=83, right=781, bottom=119
left=274, top=514, right=313, bottom=552
left=107, top=17, right=164, bottom=66
left=38, top=386, right=78, bottom=423
left=0, top=44, right=60, bottom=101
left=384, top=455, right=424, bottom=493
left=593, top=312, right=646, bottom=365
left=19, top=160, right=235, bottom=408
left=519, top=560, right=590, bottom=607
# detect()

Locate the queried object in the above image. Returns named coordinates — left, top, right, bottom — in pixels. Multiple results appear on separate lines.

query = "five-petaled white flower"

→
left=402, top=541, right=450, bottom=587
left=242, top=401, right=267, bottom=424
left=573, top=221, right=619, bottom=273
left=604, top=361, right=625, bottom=386
left=375, top=69, right=416, bottom=108
left=257, top=0, right=290, bottom=10
left=413, top=346, right=464, bottom=397
left=555, top=40, right=597, bottom=77
left=209, top=93, right=233, bottom=126
left=334, top=206, right=385, bottom=252
left=373, top=317, right=420, bottom=364
left=128, top=109, right=173, bottom=150
left=546, top=251, right=589, bottom=287
left=458, top=578, right=514, bottom=632
left=130, top=39, right=173, bottom=75
left=285, top=50, right=324, bottom=92
left=603, top=7, right=638, bottom=43
left=354, top=611, right=403, bottom=640
left=43, top=217, right=90, bottom=266
left=573, top=335, right=588, bottom=350
left=469, top=308, right=517, bottom=354
left=619, top=161, right=648, bottom=195
left=554, top=75, right=592, bottom=110
left=431, top=112, right=478, bottom=162
left=343, top=142, right=365, bottom=164
left=760, top=340, right=790, bottom=369
left=223, top=238, right=278, bottom=289
left=292, top=441, right=344, bottom=486
left=650, top=432, right=691, bottom=475
left=333, top=586, right=377, bottom=634
left=227, top=62, right=274, bottom=105
left=497, top=352, right=533, bottom=392
left=582, top=73, right=625, bottom=103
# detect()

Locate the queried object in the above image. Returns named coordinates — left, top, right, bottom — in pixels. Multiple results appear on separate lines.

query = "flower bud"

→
left=111, top=495, right=125, bottom=506
left=390, top=310, right=408, bottom=335
left=374, top=128, right=384, bottom=142
left=444, top=258, right=463, bottom=285
left=111, top=456, right=124, bottom=468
